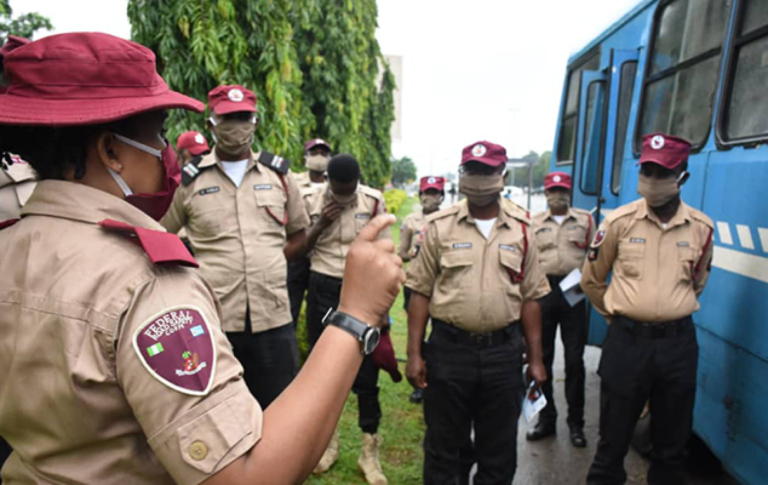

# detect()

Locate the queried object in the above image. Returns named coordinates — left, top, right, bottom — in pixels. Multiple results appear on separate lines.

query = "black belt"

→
left=432, top=319, right=518, bottom=348
left=615, top=316, right=693, bottom=339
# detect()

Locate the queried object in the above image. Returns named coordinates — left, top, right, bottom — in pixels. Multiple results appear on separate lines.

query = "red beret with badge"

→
left=420, top=176, right=445, bottom=192
left=639, top=133, right=691, bottom=170
left=461, top=141, right=507, bottom=167
left=544, top=171, right=572, bottom=190
left=176, top=131, right=210, bottom=156
left=304, top=138, right=332, bottom=152
left=208, top=85, right=257, bottom=116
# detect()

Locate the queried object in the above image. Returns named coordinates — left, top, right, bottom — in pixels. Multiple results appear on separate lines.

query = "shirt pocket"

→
left=567, top=225, right=589, bottom=249
left=617, top=241, right=645, bottom=280
left=677, top=245, right=695, bottom=283
left=437, top=249, right=474, bottom=300
left=499, top=247, right=524, bottom=285
left=535, top=228, right=557, bottom=250
left=254, top=187, right=287, bottom=227
left=188, top=193, right=223, bottom=238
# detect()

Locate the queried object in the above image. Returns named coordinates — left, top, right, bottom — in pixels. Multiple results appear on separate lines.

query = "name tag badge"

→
left=452, top=242, right=472, bottom=250
left=499, top=244, right=516, bottom=252
left=538, top=227, right=553, bottom=233
left=355, top=214, right=371, bottom=220
left=253, top=184, right=273, bottom=191
left=567, top=225, right=578, bottom=231
left=677, top=241, right=690, bottom=247
left=629, top=237, right=646, bottom=244
left=198, top=186, right=220, bottom=196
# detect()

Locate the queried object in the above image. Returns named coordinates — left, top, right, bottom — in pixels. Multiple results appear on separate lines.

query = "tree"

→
left=532, top=151, right=551, bottom=188
left=0, top=0, right=52, bottom=43
left=390, top=156, right=417, bottom=187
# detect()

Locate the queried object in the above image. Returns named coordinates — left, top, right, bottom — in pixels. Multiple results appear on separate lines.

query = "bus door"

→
left=573, top=50, right=639, bottom=346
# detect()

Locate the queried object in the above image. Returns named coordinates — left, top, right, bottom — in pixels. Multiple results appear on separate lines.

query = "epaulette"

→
left=181, top=155, right=209, bottom=186
left=426, top=203, right=461, bottom=223
left=502, top=199, right=531, bottom=225
left=688, top=205, right=714, bottom=229
left=258, top=151, right=291, bottom=175
left=99, top=219, right=199, bottom=268
left=603, top=199, right=642, bottom=224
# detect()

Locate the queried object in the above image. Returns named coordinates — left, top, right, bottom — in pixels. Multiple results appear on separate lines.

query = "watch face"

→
left=363, top=328, right=381, bottom=355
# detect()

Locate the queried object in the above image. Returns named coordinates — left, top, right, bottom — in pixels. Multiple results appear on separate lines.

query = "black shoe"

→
left=526, top=422, right=556, bottom=441
left=409, top=388, right=424, bottom=404
left=570, top=428, right=587, bottom=448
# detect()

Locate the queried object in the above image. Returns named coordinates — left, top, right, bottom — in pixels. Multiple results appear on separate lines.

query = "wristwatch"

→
left=322, top=309, right=381, bottom=355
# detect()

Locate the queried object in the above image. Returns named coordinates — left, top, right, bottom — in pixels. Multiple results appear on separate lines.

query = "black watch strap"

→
left=322, top=309, right=380, bottom=355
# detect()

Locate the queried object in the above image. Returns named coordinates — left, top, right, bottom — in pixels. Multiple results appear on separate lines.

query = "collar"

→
left=21, top=180, right=165, bottom=230
left=200, top=150, right=259, bottom=172
left=457, top=197, right=512, bottom=227
left=635, top=198, right=690, bottom=229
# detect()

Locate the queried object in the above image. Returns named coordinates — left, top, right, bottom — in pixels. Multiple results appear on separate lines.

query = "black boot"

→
left=526, top=421, right=556, bottom=441
left=409, top=387, right=424, bottom=404
left=569, top=427, right=587, bottom=448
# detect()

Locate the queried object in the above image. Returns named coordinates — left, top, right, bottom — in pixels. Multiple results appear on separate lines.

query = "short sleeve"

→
left=116, top=269, right=262, bottom=485
left=285, top=172, right=311, bottom=235
left=521, top=224, right=551, bottom=301
left=406, top=221, right=439, bottom=297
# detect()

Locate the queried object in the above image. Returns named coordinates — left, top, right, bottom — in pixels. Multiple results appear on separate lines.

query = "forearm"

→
left=283, top=229, right=308, bottom=262
left=521, top=300, right=543, bottom=365
left=407, top=292, right=430, bottom=358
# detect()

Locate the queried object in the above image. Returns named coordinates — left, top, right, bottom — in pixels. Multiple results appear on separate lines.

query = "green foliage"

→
left=384, top=188, right=407, bottom=217
left=509, top=150, right=552, bottom=189
left=390, top=156, right=417, bottom=187
left=128, top=0, right=395, bottom=181
left=0, top=0, right=52, bottom=43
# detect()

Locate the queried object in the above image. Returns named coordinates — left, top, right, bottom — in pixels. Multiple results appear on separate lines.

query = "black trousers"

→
left=587, top=317, right=698, bottom=485
left=0, top=436, right=10, bottom=484
left=539, top=274, right=587, bottom=429
left=287, top=257, right=312, bottom=327
left=423, top=321, right=524, bottom=485
left=226, top=317, right=299, bottom=409
left=307, top=271, right=382, bottom=434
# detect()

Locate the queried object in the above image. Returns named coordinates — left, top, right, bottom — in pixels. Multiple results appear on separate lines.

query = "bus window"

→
left=581, top=81, right=605, bottom=195
left=556, top=52, right=600, bottom=165
left=638, top=0, right=730, bottom=149
left=721, top=0, right=768, bottom=142
left=612, top=61, right=637, bottom=194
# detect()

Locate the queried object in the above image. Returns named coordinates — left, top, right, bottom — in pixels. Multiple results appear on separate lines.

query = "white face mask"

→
left=106, top=133, right=165, bottom=196
left=311, top=181, right=325, bottom=190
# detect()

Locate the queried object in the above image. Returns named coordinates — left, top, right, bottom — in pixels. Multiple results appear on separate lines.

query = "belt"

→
left=432, top=319, right=518, bottom=348
left=615, top=316, right=692, bottom=339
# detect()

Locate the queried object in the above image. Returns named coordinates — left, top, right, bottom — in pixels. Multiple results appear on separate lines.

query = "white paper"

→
left=523, top=381, right=548, bottom=423
left=559, top=268, right=586, bottom=307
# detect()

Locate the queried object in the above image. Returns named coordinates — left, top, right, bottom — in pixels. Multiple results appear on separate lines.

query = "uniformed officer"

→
left=406, top=141, right=551, bottom=485
left=287, top=138, right=333, bottom=326
left=305, top=154, right=397, bottom=484
left=528, top=171, right=595, bottom=447
left=0, top=32, right=403, bottom=485
left=398, top=175, right=445, bottom=404
left=161, top=85, right=311, bottom=408
left=582, top=133, right=714, bottom=485
left=175, top=130, right=211, bottom=166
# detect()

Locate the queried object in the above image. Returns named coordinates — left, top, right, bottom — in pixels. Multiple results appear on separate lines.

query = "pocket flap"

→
left=440, top=250, right=474, bottom=269
left=499, top=248, right=523, bottom=273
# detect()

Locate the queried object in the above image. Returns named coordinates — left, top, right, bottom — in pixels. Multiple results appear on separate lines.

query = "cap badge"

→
left=428, top=177, right=436, bottom=184
left=194, top=134, right=205, bottom=144
left=651, top=135, right=665, bottom=150
left=553, top=175, right=561, bottom=183
left=228, top=88, right=244, bottom=102
left=472, top=144, right=487, bottom=157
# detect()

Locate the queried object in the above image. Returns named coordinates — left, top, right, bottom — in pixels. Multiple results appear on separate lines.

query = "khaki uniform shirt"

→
left=581, top=198, right=714, bottom=323
left=0, top=160, right=36, bottom=221
left=398, top=209, right=425, bottom=261
left=162, top=151, right=310, bottom=333
left=293, top=170, right=311, bottom=189
left=406, top=198, right=551, bottom=332
left=0, top=181, right=261, bottom=485
left=532, top=207, right=595, bottom=276
left=307, top=183, right=390, bottom=279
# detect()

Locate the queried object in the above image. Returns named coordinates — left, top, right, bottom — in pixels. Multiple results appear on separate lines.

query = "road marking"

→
left=736, top=225, right=755, bottom=250
left=712, top=246, right=768, bottom=284
left=717, top=222, right=733, bottom=245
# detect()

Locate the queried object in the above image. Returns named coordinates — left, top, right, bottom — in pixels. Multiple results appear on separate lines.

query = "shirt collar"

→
left=457, top=197, right=511, bottom=227
left=199, top=150, right=259, bottom=172
left=21, top=180, right=165, bottom=230
left=635, top=198, right=690, bottom=228
left=544, top=207, right=576, bottom=223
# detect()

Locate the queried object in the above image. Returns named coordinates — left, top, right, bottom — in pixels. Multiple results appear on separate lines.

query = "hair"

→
left=327, top=153, right=360, bottom=183
left=0, top=116, right=148, bottom=180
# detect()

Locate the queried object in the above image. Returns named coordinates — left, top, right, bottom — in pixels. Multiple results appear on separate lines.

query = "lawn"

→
left=303, top=195, right=424, bottom=485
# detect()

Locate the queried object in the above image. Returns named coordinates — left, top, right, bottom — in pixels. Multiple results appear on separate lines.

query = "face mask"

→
left=306, top=154, right=330, bottom=172
left=329, top=184, right=358, bottom=206
left=546, top=192, right=570, bottom=212
left=107, top=133, right=180, bottom=221
left=637, top=172, right=685, bottom=208
left=420, top=193, right=442, bottom=213
left=459, top=172, right=504, bottom=207
left=210, top=118, right=254, bottom=156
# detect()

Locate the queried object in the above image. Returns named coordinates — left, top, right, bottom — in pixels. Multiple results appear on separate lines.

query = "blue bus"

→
left=551, top=1, right=768, bottom=483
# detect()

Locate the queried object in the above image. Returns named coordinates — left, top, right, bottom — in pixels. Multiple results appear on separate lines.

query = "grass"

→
left=303, top=195, right=424, bottom=485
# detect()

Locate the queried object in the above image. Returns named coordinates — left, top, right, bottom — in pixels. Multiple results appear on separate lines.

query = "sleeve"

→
left=521, top=223, right=551, bottom=301
left=406, top=221, right=439, bottom=297
left=398, top=218, right=413, bottom=261
left=116, top=270, right=262, bottom=485
left=694, top=225, right=715, bottom=296
left=580, top=219, right=619, bottom=317
left=284, top=172, right=311, bottom=235
left=161, top=187, right=187, bottom=235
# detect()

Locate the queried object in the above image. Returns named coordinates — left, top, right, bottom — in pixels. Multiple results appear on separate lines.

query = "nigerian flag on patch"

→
left=147, top=342, right=164, bottom=357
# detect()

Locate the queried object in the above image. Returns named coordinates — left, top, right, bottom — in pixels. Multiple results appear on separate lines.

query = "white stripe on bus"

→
left=736, top=225, right=755, bottom=250
left=759, top=228, right=768, bottom=253
left=716, top=222, right=733, bottom=246
left=712, top=246, right=768, bottom=284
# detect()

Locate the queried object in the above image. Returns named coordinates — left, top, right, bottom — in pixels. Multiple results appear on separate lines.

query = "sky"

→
left=12, top=0, right=641, bottom=179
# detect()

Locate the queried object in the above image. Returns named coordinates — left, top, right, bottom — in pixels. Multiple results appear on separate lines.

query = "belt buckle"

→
left=470, top=332, right=490, bottom=347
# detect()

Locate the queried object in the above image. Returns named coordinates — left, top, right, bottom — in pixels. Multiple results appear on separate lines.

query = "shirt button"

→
left=189, top=441, right=208, bottom=461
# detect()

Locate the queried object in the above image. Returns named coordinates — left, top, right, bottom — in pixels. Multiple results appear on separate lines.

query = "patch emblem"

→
left=553, top=175, right=561, bottom=183
left=453, top=242, right=473, bottom=249
left=651, top=135, right=665, bottom=150
left=253, top=184, right=273, bottom=190
left=428, top=177, right=436, bottom=184
left=471, top=144, right=487, bottom=157
left=133, top=306, right=216, bottom=396
left=198, top=186, right=220, bottom=196
left=194, top=133, right=205, bottom=145
left=228, top=88, right=244, bottom=102
left=591, top=229, right=606, bottom=248
left=499, top=244, right=516, bottom=252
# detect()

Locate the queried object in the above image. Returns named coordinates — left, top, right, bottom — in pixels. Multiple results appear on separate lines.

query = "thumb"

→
left=357, top=214, right=396, bottom=242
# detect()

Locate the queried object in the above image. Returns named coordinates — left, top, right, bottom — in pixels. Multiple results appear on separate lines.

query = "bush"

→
left=384, top=189, right=408, bottom=216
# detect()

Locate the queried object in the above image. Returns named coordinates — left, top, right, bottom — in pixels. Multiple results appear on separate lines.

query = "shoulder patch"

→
left=133, top=306, right=216, bottom=396
left=181, top=155, right=209, bottom=186
left=591, top=226, right=607, bottom=248
left=258, top=151, right=290, bottom=175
